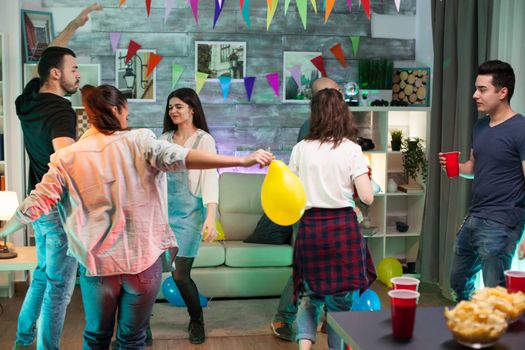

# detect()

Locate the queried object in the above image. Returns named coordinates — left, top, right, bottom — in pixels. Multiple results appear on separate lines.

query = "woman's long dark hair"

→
left=81, top=84, right=129, bottom=135
left=305, top=88, right=358, bottom=148
left=162, top=88, right=210, bottom=134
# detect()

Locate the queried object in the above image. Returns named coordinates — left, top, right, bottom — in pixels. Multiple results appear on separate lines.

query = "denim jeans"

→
left=80, top=257, right=162, bottom=350
left=273, top=276, right=298, bottom=325
left=296, top=283, right=356, bottom=350
left=450, top=215, right=524, bottom=301
left=16, top=209, right=78, bottom=350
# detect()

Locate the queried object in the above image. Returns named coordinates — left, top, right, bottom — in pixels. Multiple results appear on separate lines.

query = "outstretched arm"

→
left=50, top=3, right=103, bottom=47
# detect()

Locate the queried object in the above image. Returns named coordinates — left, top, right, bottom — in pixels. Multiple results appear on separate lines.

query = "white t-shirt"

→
left=288, top=139, right=369, bottom=209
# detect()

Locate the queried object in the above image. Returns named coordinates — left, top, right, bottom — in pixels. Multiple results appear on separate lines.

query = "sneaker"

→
left=270, top=321, right=295, bottom=342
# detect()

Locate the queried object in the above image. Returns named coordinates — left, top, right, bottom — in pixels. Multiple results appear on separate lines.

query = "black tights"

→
left=172, top=256, right=202, bottom=320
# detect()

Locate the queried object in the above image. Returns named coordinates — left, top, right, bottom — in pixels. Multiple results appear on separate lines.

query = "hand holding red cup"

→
left=439, top=151, right=460, bottom=178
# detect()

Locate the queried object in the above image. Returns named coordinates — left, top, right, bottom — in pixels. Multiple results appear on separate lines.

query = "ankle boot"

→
left=188, top=310, right=205, bottom=344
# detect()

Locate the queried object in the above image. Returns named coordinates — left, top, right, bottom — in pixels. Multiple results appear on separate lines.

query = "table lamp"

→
left=0, top=191, right=19, bottom=259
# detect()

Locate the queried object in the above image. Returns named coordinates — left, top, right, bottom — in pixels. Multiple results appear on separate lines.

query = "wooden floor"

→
left=0, top=281, right=452, bottom=349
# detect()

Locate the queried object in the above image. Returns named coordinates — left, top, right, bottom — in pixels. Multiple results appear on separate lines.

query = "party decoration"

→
left=351, top=289, right=381, bottom=311
left=125, top=40, right=142, bottom=64
left=297, top=0, right=307, bottom=29
left=172, top=63, right=184, bottom=88
left=284, top=0, right=291, bottom=14
left=213, top=0, right=224, bottom=28
left=324, top=0, right=335, bottom=23
left=329, top=43, right=346, bottom=67
left=310, top=55, right=327, bottom=77
left=241, top=0, right=251, bottom=27
left=266, top=72, right=280, bottom=97
left=377, top=257, right=403, bottom=287
left=261, top=160, right=306, bottom=226
left=195, top=72, right=208, bottom=94
left=395, top=0, right=401, bottom=12
left=218, top=76, right=232, bottom=100
left=118, top=0, right=126, bottom=8
left=162, top=278, right=208, bottom=307
left=288, top=64, right=302, bottom=87
left=266, top=0, right=278, bottom=30
left=190, top=0, right=199, bottom=24
left=346, top=0, right=352, bottom=12
left=244, top=76, right=256, bottom=101
left=109, top=32, right=121, bottom=54
left=164, top=0, right=174, bottom=23
left=350, top=36, right=360, bottom=56
left=310, top=0, right=317, bottom=13
left=362, top=0, right=371, bottom=19
left=145, top=0, right=152, bottom=16
left=146, top=52, right=163, bottom=78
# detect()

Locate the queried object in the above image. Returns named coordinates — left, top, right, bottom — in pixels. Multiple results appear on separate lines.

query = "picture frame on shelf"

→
left=115, top=49, right=156, bottom=102
left=283, top=51, right=321, bottom=103
left=391, top=67, right=430, bottom=106
left=21, top=9, right=54, bottom=63
left=195, top=41, right=246, bottom=80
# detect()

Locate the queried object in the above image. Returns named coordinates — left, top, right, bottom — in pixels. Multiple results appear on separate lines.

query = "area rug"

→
left=149, top=298, right=279, bottom=339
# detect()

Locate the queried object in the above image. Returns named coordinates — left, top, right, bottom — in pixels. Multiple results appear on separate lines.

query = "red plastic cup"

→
left=504, top=270, right=525, bottom=293
left=441, top=151, right=460, bottom=178
left=391, top=277, right=420, bottom=291
left=388, top=290, right=420, bottom=341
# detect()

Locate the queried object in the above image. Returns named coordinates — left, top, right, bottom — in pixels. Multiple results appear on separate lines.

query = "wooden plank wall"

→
left=43, top=0, right=416, bottom=165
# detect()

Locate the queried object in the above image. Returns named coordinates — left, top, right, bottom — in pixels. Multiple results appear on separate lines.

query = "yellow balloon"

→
left=261, top=160, right=307, bottom=226
left=377, top=257, right=403, bottom=287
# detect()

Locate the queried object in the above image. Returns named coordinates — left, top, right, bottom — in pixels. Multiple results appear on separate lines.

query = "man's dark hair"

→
left=38, top=46, right=76, bottom=85
left=478, top=60, right=515, bottom=102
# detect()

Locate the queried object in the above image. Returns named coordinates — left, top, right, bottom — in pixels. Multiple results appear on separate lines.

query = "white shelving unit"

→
left=0, top=33, right=5, bottom=186
left=354, top=107, right=430, bottom=270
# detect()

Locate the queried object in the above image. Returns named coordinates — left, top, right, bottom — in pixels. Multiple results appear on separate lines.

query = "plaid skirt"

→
left=293, top=207, right=376, bottom=301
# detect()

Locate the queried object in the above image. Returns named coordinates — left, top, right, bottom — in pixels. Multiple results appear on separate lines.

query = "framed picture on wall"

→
left=195, top=41, right=246, bottom=80
left=24, top=63, right=101, bottom=108
left=283, top=51, right=321, bottom=103
left=21, top=9, right=54, bottom=63
left=115, top=49, right=156, bottom=102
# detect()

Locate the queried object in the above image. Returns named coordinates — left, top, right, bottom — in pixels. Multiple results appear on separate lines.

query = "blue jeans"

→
left=296, top=283, right=356, bottom=350
left=80, top=257, right=162, bottom=350
left=273, top=276, right=298, bottom=325
left=16, top=210, right=78, bottom=350
left=450, top=215, right=524, bottom=301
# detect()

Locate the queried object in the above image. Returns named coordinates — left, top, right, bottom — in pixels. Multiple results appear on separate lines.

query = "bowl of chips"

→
left=472, top=286, right=525, bottom=322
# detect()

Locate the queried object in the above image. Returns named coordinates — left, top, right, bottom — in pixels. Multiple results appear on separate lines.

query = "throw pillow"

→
left=243, top=213, right=293, bottom=245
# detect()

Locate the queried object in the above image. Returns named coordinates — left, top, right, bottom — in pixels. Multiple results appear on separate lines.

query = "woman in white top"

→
left=159, top=88, right=217, bottom=344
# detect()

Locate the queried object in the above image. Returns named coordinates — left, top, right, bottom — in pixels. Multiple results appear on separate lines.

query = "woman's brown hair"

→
left=305, top=88, right=358, bottom=148
left=81, top=84, right=129, bottom=135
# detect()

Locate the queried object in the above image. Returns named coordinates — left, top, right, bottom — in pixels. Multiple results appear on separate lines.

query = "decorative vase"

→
left=387, top=178, right=398, bottom=193
left=391, top=140, right=401, bottom=151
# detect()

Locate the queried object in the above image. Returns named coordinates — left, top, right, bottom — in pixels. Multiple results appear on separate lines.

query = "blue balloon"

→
left=351, top=289, right=381, bottom=311
left=161, top=277, right=208, bottom=307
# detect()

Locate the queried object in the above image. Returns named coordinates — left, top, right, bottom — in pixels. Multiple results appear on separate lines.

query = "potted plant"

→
left=401, top=137, right=428, bottom=186
left=390, top=129, right=403, bottom=151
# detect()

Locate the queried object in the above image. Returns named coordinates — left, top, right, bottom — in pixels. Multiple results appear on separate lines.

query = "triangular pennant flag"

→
left=310, top=55, right=327, bottom=77
left=362, top=0, right=370, bottom=19
left=190, top=0, right=199, bottom=24
left=240, top=0, right=244, bottom=8
left=347, top=0, right=352, bottom=12
left=394, top=0, right=400, bottom=12
left=244, top=76, right=256, bottom=101
left=324, top=0, right=335, bottom=23
left=296, top=0, right=307, bottom=29
left=266, top=72, right=280, bottom=97
left=145, top=0, right=152, bottom=17
left=284, top=0, right=291, bottom=14
left=213, top=0, right=224, bottom=28
left=195, top=72, right=208, bottom=94
left=288, top=64, right=302, bottom=87
left=165, top=0, right=174, bottom=23
left=146, top=53, right=163, bottom=78
left=350, top=36, right=360, bottom=56
left=119, top=0, right=126, bottom=8
left=125, top=40, right=142, bottom=64
left=242, top=0, right=251, bottom=28
left=109, top=32, right=121, bottom=54
left=172, top=63, right=184, bottom=88
left=218, top=76, right=232, bottom=100
left=330, top=43, right=346, bottom=67
left=266, top=0, right=278, bottom=30
left=310, top=0, right=317, bottom=13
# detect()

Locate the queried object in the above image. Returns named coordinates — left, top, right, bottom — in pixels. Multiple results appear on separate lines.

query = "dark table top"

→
left=327, top=307, right=525, bottom=350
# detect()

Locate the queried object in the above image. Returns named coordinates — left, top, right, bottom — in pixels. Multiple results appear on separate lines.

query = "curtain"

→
left=418, top=0, right=493, bottom=300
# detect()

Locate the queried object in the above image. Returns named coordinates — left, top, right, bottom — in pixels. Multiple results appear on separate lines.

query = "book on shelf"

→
left=0, top=175, right=5, bottom=190
left=397, top=183, right=424, bottom=193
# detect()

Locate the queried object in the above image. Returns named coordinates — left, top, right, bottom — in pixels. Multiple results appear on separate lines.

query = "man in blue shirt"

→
left=440, top=60, right=525, bottom=301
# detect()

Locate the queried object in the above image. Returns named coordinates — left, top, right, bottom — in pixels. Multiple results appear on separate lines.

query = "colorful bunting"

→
left=297, top=0, right=307, bottom=29
left=125, top=40, right=142, bottom=64
left=362, top=0, right=371, bottom=19
left=145, top=0, right=152, bottom=17
left=118, top=0, right=126, bottom=8
left=350, top=36, right=360, bottom=56
left=109, top=32, right=121, bottom=54
left=394, top=0, right=401, bottom=12
left=284, top=0, right=291, bottom=14
left=214, top=0, right=224, bottom=28
left=190, top=0, right=199, bottom=24
left=324, top=0, right=335, bottom=23
left=346, top=0, right=352, bottom=12
left=146, top=53, right=163, bottom=78
left=172, top=63, right=184, bottom=88
left=266, top=72, right=280, bottom=97
left=164, top=0, right=174, bottom=23
left=244, top=76, right=256, bottom=101
left=310, top=0, right=317, bottom=13
left=241, top=0, right=251, bottom=28
left=195, top=72, right=208, bottom=94
left=330, top=43, right=346, bottom=67
left=240, top=0, right=244, bottom=8
left=218, top=76, right=232, bottom=100
left=288, top=64, right=302, bottom=87
left=310, top=55, right=327, bottom=77
left=266, top=0, right=278, bottom=30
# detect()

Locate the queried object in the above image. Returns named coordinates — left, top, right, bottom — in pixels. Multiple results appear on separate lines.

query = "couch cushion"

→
left=219, top=172, right=265, bottom=241
left=193, top=242, right=225, bottom=268
left=223, top=241, right=292, bottom=267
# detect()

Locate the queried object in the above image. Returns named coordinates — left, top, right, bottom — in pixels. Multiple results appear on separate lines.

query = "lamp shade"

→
left=0, top=191, right=19, bottom=221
